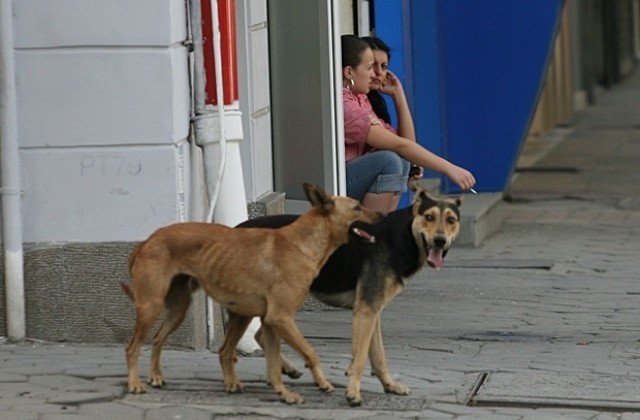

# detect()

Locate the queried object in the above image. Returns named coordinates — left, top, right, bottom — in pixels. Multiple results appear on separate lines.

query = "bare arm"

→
left=379, top=71, right=416, bottom=141
left=367, top=124, right=476, bottom=191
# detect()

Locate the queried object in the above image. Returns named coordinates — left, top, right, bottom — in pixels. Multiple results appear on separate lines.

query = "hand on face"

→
left=377, top=70, right=404, bottom=96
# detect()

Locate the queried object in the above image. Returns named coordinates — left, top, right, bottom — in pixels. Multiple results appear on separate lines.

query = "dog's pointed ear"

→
left=303, top=183, right=335, bottom=213
left=447, top=196, right=463, bottom=208
left=412, top=187, right=439, bottom=214
left=412, top=187, right=435, bottom=206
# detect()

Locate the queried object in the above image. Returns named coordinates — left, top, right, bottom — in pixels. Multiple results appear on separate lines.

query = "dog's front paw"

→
left=346, top=377, right=363, bottom=406
left=346, top=390, right=363, bottom=407
left=316, top=379, right=334, bottom=393
left=128, top=380, right=146, bottom=394
left=224, top=380, right=245, bottom=393
left=282, top=364, right=303, bottom=379
left=148, top=374, right=165, bottom=388
left=384, top=381, right=411, bottom=396
left=279, top=389, right=304, bottom=404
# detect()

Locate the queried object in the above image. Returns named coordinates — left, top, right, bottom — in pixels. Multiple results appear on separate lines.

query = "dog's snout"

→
left=433, top=236, right=447, bottom=249
left=364, top=209, right=384, bottom=224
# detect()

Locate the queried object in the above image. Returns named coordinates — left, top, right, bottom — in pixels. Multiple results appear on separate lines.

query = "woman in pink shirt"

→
left=342, top=35, right=475, bottom=212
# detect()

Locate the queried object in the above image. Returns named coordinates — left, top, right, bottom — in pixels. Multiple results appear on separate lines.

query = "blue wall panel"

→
left=372, top=0, right=412, bottom=129
left=437, top=0, right=564, bottom=192
left=375, top=0, right=564, bottom=193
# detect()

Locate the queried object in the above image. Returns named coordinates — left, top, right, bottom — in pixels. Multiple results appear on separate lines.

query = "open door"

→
left=268, top=0, right=345, bottom=212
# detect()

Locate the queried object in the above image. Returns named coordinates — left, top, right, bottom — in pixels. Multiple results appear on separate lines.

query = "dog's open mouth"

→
left=422, top=234, right=446, bottom=270
left=352, top=227, right=376, bottom=244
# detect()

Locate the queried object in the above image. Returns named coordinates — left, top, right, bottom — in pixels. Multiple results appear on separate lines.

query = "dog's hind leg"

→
left=125, top=295, right=165, bottom=394
left=219, top=311, right=252, bottom=393
left=125, top=255, right=176, bottom=394
left=260, top=324, right=304, bottom=404
left=148, top=275, right=194, bottom=388
left=369, top=314, right=410, bottom=396
left=263, top=313, right=334, bottom=394
left=255, top=325, right=303, bottom=379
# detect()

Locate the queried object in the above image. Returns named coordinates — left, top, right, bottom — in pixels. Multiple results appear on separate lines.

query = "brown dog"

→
left=121, top=183, right=381, bottom=404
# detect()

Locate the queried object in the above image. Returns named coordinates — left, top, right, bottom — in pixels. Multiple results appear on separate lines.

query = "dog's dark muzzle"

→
left=433, top=235, right=447, bottom=249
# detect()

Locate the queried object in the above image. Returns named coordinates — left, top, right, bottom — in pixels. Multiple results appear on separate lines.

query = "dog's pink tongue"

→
left=353, top=227, right=376, bottom=243
left=427, top=249, right=444, bottom=270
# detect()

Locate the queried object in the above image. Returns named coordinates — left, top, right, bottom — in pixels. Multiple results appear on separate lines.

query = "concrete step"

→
left=452, top=127, right=569, bottom=247
left=457, top=192, right=504, bottom=247
left=263, top=178, right=505, bottom=249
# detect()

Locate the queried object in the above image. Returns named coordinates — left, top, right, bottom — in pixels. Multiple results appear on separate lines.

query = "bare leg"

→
left=361, top=192, right=401, bottom=213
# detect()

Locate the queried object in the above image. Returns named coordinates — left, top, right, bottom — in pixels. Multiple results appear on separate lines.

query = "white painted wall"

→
left=13, top=0, right=191, bottom=242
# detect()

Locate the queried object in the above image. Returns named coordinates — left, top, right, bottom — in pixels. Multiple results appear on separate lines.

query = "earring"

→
left=347, top=78, right=354, bottom=90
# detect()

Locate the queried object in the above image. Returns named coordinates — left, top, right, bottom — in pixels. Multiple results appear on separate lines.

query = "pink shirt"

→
left=343, top=88, right=397, bottom=162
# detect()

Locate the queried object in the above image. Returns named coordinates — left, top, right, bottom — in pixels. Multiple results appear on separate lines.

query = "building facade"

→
left=1, top=0, right=637, bottom=347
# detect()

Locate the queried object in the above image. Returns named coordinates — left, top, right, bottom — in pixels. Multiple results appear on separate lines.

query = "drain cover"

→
left=469, top=372, right=640, bottom=411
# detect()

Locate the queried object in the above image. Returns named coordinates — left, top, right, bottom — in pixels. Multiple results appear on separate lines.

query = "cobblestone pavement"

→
left=1, top=72, right=639, bottom=419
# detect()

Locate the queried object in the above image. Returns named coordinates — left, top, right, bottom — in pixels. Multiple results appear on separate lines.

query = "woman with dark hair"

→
left=362, top=36, right=393, bottom=125
left=362, top=35, right=422, bottom=180
left=341, top=34, right=475, bottom=212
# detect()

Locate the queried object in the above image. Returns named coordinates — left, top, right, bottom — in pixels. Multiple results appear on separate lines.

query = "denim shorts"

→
left=345, top=150, right=410, bottom=201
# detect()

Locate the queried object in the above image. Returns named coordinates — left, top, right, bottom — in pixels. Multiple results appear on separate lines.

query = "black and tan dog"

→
left=121, top=183, right=381, bottom=404
left=238, top=184, right=462, bottom=406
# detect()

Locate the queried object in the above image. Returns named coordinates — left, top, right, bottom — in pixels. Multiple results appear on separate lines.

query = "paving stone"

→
left=41, top=415, right=86, bottom=420
left=0, top=372, right=28, bottom=382
left=9, top=402, right=78, bottom=415
left=145, top=406, right=214, bottom=420
left=48, top=389, right=124, bottom=405
left=28, top=374, right=97, bottom=389
left=0, top=411, right=39, bottom=420
left=76, top=401, right=145, bottom=419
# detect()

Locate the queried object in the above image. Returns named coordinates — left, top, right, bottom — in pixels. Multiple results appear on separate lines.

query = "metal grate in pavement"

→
left=448, top=259, right=554, bottom=270
left=465, top=371, right=640, bottom=412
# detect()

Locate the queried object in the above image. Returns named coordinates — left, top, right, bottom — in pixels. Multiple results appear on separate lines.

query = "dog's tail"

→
left=128, top=242, right=143, bottom=271
left=121, top=242, right=144, bottom=301
left=120, top=282, right=134, bottom=301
